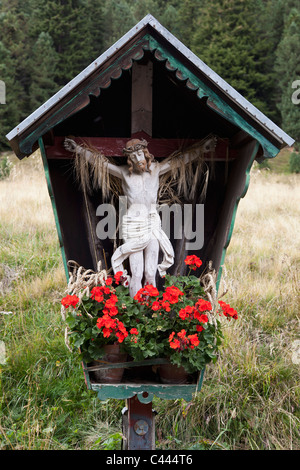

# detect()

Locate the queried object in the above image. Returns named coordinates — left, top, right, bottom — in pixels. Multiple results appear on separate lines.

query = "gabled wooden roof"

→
left=6, top=14, right=294, bottom=159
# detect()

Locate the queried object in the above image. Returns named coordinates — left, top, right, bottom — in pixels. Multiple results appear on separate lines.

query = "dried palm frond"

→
left=73, top=143, right=122, bottom=202
left=158, top=134, right=215, bottom=204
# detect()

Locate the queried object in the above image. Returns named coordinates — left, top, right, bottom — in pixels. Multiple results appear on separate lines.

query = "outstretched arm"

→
left=64, top=138, right=123, bottom=179
left=158, top=136, right=217, bottom=176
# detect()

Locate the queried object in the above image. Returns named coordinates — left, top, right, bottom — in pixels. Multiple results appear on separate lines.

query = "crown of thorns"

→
left=123, top=139, right=148, bottom=155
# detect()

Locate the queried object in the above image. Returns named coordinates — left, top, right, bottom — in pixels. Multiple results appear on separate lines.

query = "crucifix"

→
left=64, top=61, right=215, bottom=298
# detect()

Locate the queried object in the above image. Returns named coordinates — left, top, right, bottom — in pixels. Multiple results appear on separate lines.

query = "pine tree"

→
left=84, top=0, right=105, bottom=60
left=28, top=32, right=59, bottom=112
left=0, top=0, right=107, bottom=148
left=30, top=0, right=103, bottom=86
left=0, top=42, right=23, bottom=148
left=274, top=6, right=300, bottom=141
left=0, top=0, right=33, bottom=148
left=253, top=0, right=286, bottom=124
left=159, top=4, right=181, bottom=37
left=177, top=0, right=203, bottom=48
left=190, top=0, right=276, bottom=116
left=131, top=0, right=161, bottom=21
left=101, top=0, right=135, bottom=50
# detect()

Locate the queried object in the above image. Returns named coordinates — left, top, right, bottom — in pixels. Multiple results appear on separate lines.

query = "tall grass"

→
left=0, top=152, right=299, bottom=450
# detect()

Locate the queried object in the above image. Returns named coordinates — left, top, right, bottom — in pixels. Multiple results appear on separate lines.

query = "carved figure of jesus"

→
left=64, top=137, right=214, bottom=297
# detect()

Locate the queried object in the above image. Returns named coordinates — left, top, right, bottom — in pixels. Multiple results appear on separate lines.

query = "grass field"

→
left=0, top=150, right=299, bottom=450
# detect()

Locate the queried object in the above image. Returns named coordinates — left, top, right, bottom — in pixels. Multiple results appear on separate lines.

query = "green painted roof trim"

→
left=146, top=35, right=280, bottom=159
left=21, top=35, right=280, bottom=160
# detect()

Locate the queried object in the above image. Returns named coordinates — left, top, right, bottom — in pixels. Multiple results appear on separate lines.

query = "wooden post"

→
left=122, top=395, right=156, bottom=450
left=131, top=61, right=153, bottom=136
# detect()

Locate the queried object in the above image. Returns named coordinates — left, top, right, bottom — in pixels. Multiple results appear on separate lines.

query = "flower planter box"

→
left=82, top=358, right=205, bottom=403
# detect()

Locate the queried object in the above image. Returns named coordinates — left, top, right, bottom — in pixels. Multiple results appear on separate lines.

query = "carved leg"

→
left=144, top=238, right=159, bottom=286
left=129, top=250, right=144, bottom=297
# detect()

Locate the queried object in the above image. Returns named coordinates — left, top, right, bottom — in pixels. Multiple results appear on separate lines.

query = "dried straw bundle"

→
left=158, top=150, right=210, bottom=205
left=61, top=260, right=109, bottom=351
left=73, top=144, right=122, bottom=202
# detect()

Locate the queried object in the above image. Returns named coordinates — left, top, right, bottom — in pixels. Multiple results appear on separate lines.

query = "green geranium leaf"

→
left=74, top=337, right=85, bottom=348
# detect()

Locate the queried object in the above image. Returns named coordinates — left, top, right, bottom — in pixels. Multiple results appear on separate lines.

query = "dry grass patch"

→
left=0, top=150, right=55, bottom=233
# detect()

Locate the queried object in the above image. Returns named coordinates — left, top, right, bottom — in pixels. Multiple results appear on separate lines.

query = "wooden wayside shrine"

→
left=6, top=15, right=294, bottom=450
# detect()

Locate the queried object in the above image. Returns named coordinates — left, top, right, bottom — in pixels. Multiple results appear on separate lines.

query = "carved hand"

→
left=64, top=137, right=77, bottom=153
left=203, top=136, right=217, bottom=152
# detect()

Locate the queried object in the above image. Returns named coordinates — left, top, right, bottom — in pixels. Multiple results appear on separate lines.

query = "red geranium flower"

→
left=161, top=301, right=171, bottom=312
left=134, top=284, right=159, bottom=303
left=195, top=298, right=212, bottom=312
left=97, top=314, right=116, bottom=330
left=187, top=333, right=200, bottom=349
left=184, top=255, right=202, bottom=270
left=163, top=286, right=184, bottom=304
left=168, top=329, right=200, bottom=351
left=90, top=286, right=108, bottom=302
left=144, top=284, right=159, bottom=296
left=198, top=313, right=208, bottom=323
left=61, top=294, right=80, bottom=309
left=177, top=329, right=187, bottom=339
left=218, top=301, right=238, bottom=320
left=130, top=328, right=139, bottom=335
left=178, top=305, right=195, bottom=320
left=169, top=332, right=181, bottom=349
left=115, top=320, right=128, bottom=342
left=114, top=271, right=123, bottom=285
left=116, top=332, right=127, bottom=342
left=97, top=316, right=128, bottom=343
left=105, top=294, right=118, bottom=309
left=105, top=277, right=113, bottom=286
left=103, top=306, right=118, bottom=316
left=151, top=301, right=161, bottom=311
left=117, top=320, right=127, bottom=333
left=102, top=327, right=112, bottom=338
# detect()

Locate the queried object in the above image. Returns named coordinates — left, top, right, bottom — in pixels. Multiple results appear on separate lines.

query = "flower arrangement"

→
left=61, top=271, right=138, bottom=362
left=61, top=256, right=238, bottom=377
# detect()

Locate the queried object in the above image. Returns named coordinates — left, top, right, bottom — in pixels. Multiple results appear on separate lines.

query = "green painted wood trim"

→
left=91, top=383, right=198, bottom=403
left=39, top=137, right=69, bottom=280
left=82, top=359, right=206, bottom=401
left=83, top=355, right=205, bottom=401
left=216, top=141, right=260, bottom=289
left=196, top=367, right=206, bottom=392
left=145, top=35, right=281, bottom=159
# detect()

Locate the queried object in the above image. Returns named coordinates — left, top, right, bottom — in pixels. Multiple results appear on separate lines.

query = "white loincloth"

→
left=111, top=211, right=174, bottom=277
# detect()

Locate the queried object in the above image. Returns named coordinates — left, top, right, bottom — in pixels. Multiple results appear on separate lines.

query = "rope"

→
left=200, top=262, right=218, bottom=328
